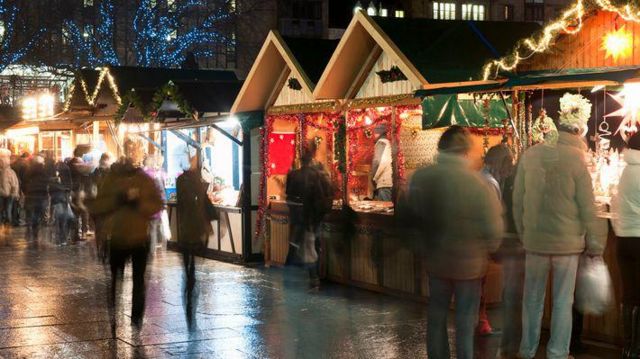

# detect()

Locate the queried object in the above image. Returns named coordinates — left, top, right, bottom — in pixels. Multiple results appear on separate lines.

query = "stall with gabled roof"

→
left=231, top=30, right=340, bottom=266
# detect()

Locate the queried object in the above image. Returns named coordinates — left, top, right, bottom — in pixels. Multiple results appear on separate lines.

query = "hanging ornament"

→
left=531, top=108, right=558, bottom=144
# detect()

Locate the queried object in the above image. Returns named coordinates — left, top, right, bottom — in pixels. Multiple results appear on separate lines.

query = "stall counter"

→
left=266, top=200, right=504, bottom=303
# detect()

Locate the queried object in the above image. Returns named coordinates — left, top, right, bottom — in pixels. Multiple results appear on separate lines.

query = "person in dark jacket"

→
left=176, top=153, right=213, bottom=329
left=49, top=161, right=74, bottom=245
left=91, top=153, right=112, bottom=260
left=23, top=156, right=49, bottom=242
left=285, top=141, right=334, bottom=289
left=89, top=151, right=163, bottom=331
left=68, top=145, right=93, bottom=240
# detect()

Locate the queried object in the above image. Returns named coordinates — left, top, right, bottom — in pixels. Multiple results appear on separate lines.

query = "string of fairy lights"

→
left=63, top=67, right=122, bottom=111
left=482, top=0, right=640, bottom=80
left=0, top=0, right=45, bottom=72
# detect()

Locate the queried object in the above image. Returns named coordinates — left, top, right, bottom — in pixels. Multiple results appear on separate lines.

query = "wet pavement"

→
left=0, top=226, right=620, bottom=358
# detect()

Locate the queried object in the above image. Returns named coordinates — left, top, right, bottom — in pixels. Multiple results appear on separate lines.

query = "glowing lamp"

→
left=21, top=97, right=37, bottom=120
left=603, top=27, right=632, bottom=61
left=37, top=93, right=54, bottom=119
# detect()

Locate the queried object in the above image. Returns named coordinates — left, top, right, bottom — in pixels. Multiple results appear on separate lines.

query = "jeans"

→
left=0, top=196, right=13, bottom=224
left=52, top=203, right=71, bottom=244
left=427, top=276, right=482, bottom=359
left=501, top=254, right=525, bottom=356
left=374, top=187, right=392, bottom=201
left=520, top=253, right=579, bottom=359
left=26, top=199, right=47, bottom=241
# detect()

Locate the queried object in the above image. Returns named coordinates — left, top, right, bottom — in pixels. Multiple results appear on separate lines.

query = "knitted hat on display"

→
left=558, top=93, right=592, bottom=134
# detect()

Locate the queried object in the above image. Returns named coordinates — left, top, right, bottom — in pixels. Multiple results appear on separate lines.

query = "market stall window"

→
left=346, top=106, right=394, bottom=212
left=199, top=123, right=243, bottom=207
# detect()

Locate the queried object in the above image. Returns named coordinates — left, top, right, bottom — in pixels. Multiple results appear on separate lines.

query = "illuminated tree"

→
left=64, top=0, right=234, bottom=68
left=0, top=0, right=45, bottom=72
left=63, top=0, right=120, bottom=67
left=133, top=0, right=233, bottom=67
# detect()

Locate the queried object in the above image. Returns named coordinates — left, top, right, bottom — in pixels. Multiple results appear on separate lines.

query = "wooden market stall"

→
left=146, top=79, right=263, bottom=263
left=230, top=31, right=340, bottom=266
left=303, top=11, right=540, bottom=301
left=479, top=2, right=640, bottom=345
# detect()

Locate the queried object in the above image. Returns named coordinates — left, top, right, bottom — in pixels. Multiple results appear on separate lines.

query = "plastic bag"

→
left=575, top=255, right=614, bottom=315
left=160, top=209, right=172, bottom=241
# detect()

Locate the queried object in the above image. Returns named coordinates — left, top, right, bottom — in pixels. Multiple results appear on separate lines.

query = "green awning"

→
left=237, top=111, right=264, bottom=131
left=422, top=95, right=510, bottom=129
left=503, top=66, right=640, bottom=88
left=415, top=82, right=504, bottom=97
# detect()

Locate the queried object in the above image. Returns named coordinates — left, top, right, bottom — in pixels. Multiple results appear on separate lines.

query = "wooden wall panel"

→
left=273, top=77, right=314, bottom=107
left=522, top=11, right=640, bottom=72
left=268, top=216, right=289, bottom=265
left=382, top=236, right=415, bottom=293
left=350, top=232, right=379, bottom=285
left=355, top=51, right=419, bottom=99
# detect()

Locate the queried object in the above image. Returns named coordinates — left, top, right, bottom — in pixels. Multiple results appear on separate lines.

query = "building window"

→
left=525, top=0, right=544, bottom=21
left=504, top=5, right=514, bottom=20
left=83, top=0, right=93, bottom=7
left=433, top=2, right=455, bottom=20
left=394, top=10, right=405, bottom=18
left=462, top=4, right=485, bottom=20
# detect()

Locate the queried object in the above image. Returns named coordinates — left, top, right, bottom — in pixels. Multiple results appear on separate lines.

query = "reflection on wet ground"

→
left=0, top=227, right=619, bottom=358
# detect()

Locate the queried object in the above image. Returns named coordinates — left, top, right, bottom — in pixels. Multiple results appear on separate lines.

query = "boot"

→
left=623, top=305, right=633, bottom=358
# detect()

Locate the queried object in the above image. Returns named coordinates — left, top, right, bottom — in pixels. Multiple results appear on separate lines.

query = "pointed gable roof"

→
left=314, top=11, right=539, bottom=99
left=231, top=31, right=338, bottom=113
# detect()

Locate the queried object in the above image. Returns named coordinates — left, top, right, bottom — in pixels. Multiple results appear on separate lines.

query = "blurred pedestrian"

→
left=49, top=160, right=74, bottom=246
left=0, top=149, right=19, bottom=233
left=89, top=144, right=162, bottom=330
left=91, top=153, right=112, bottom=260
left=144, top=154, right=168, bottom=253
left=481, top=144, right=523, bottom=358
left=612, top=132, right=640, bottom=358
left=402, top=125, right=503, bottom=359
left=285, top=141, right=334, bottom=289
left=176, top=153, right=214, bottom=329
left=23, top=156, right=49, bottom=242
left=513, top=94, right=606, bottom=359
left=10, top=152, right=29, bottom=226
left=68, top=145, right=93, bottom=241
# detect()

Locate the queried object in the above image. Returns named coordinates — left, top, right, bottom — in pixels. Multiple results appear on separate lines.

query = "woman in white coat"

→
left=612, top=132, right=640, bottom=358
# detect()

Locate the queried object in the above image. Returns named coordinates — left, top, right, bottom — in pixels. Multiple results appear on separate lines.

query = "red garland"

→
left=255, top=115, right=275, bottom=243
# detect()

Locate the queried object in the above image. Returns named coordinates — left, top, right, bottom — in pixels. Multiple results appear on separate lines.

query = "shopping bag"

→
left=160, top=209, right=172, bottom=241
left=575, top=255, right=614, bottom=315
left=286, top=228, right=318, bottom=265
